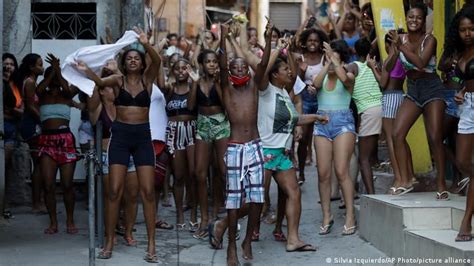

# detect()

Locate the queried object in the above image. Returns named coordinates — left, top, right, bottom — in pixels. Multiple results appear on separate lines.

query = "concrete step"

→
left=359, top=192, right=473, bottom=260
left=405, top=229, right=474, bottom=266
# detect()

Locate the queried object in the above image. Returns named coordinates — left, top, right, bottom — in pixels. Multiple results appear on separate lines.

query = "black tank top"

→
left=197, top=84, right=221, bottom=107
left=114, top=77, right=150, bottom=107
left=166, top=92, right=196, bottom=117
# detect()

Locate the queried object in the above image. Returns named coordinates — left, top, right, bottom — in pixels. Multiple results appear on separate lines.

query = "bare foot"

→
left=227, top=243, right=239, bottom=266
left=241, top=239, right=253, bottom=260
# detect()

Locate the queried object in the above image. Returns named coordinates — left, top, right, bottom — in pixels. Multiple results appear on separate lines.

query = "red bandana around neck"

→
left=228, top=73, right=251, bottom=87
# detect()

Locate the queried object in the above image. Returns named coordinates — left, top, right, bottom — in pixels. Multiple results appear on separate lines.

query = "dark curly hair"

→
left=300, top=28, right=329, bottom=53
left=409, top=2, right=428, bottom=18
left=444, top=5, right=474, bottom=58
left=121, top=48, right=146, bottom=74
left=330, top=40, right=351, bottom=63
left=13, top=53, right=41, bottom=91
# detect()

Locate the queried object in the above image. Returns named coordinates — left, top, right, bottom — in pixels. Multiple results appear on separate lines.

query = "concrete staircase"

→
left=359, top=192, right=474, bottom=266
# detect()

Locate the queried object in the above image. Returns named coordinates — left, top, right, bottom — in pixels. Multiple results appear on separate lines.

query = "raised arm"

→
left=87, top=86, right=102, bottom=125
left=75, top=60, right=121, bottom=88
left=312, top=56, right=330, bottom=89
left=186, top=64, right=200, bottom=111
left=219, top=24, right=230, bottom=90
left=135, top=27, right=162, bottom=89
left=255, top=21, right=273, bottom=91
left=367, top=55, right=387, bottom=89
left=234, top=21, right=260, bottom=71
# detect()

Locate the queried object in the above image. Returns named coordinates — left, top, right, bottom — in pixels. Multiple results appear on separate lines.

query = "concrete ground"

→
left=0, top=158, right=396, bottom=266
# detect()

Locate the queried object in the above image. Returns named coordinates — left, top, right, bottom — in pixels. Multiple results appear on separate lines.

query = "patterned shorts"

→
left=196, top=113, right=230, bottom=142
left=38, top=127, right=79, bottom=165
left=224, top=139, right=265, bottom=209
left=166, top=120, right=196, bottom=155
left=382, top=90, right=404, bottom=119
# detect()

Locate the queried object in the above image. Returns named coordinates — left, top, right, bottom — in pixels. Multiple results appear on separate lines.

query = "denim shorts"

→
left=313, top=109, right=357, bottom=141
left=458, top=92, right=474, bottom=134
left=442, top=89, right=460, bottom=118
left=301, top=89, right=318, bottom=114
left=406, top=77, right=445, bottom=108
left=4, top=120, right=17, bottom=144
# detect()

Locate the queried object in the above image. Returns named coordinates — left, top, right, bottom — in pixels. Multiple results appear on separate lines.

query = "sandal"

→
left=155, top=220, right=174, bottom=230
left=192, top=228, right=209, bottom=240
left=44, top=227, right=58, bottom=235
left=208, top=220, right=223, bottom=249
left=273, top=231, right=287, bottom=242
left=342, top=224, right=357, bottom=236
left=319, top=219, right=334, bottom=235
left=176, top=223, right=186, bottom=231
left=97, top=249, right=112, bottom=259
left=436, top=191, right=450, bottom=201
left=394, top=186, right=414, bottom=196
left=455, top=233, right=473, bottom=242
left=189, top=221, right=199, bottom=233
left=66, top=226, right=79, bottom=234
left=144, top=252, right=159, bottom=263
left=456, top=177, right=470, bottom=193
left=124, top=236, right=138, bottom=246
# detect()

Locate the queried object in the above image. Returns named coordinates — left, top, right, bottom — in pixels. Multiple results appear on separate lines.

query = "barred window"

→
left=31, top=3, right=97, bottom=40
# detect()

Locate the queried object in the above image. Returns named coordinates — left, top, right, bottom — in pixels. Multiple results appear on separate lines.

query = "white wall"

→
left=32, top=39, right=97, bottom=181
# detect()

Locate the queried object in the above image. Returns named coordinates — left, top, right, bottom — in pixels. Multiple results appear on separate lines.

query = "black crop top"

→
left=197, top=84, right=221, bottom=107
left=114, top=77, right=150, bottom=107
left=166, top=92, right=197, bottom=117
left=456, top=58, right=474, bottom=82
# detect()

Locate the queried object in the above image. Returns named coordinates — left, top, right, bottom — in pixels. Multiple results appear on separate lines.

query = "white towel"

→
left=61, top=30, right=139, bottom=96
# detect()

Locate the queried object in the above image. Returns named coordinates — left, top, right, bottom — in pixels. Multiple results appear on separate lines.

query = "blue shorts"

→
left=313, top=109, right=357, bottom=141
left=406, top=77, right=445, bottom=108
left=101, top=152, right=136, bottom=175
left=442, top=89, right=460, bottom=118
left=224, top=139, right=265, bottom=209
left=301, top=89, right=318, bottom=114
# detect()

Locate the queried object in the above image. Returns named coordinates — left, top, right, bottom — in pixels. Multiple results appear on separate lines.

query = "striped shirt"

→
left=352, top=61, right=382, bottom=113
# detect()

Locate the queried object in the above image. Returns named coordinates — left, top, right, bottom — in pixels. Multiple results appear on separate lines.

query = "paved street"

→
left=0, top=162, right=391, bottom=266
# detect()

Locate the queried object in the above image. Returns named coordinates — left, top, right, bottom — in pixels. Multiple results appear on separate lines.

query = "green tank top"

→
left=352, top=61, right=382, bottom=113
left=317, top=75, right=352, bottom=111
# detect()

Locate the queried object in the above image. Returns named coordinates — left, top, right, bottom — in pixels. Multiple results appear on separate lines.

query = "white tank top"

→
left=304, top=62, right=323, bottom=85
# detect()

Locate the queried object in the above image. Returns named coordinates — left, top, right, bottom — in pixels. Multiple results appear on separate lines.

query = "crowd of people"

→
left=1, top=0, right=473, bottom=265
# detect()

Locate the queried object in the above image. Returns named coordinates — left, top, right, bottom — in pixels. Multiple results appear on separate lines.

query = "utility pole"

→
left=307, top=0, right=315, bottom=15
left=0, top=0, right=5, bottom=224
left=179, top=0, right=187, bottom=35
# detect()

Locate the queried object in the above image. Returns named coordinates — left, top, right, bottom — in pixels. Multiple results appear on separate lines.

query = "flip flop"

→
left=97, top=249, right=112, bottom=259
left=123, top=236, right=138, bottom=246
left=394, top=186, right=414, bottom=196
left=456, top=177, right=470, bottom=193
left=319, top=220, right=334, bottom=235
left=192, top=228, right=209, bottom=240
left=66, top=226, right=79, bottom=234
left=44, top=227, right=58, bottom=234
left=144, top=252, right=159, bottom=263
left=208, top=221, right=223, bottom=249
left=455, top=233, right=473, bottom=242
left=436, top=191, right=450, bottom=201
left=388, top=187, right=397, bottom=195
left=273, top=231, right=287, bottom=241
left=155, top=220, right=174, bottom=230
left=342, top=225, right=357, bottom=236
left=251, top=231, right=260, bottom=242
left=189, top=221, right=199, bottom=233
left=286, top=243, right=317, bottom=252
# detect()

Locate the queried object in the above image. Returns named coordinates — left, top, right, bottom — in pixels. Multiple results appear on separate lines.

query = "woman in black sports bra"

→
left=77, top=27, right=161, bottom=262
left=87, top=60, right=141, bottom=248
left=448, top=6, right=474, bottom=242
left=187, top=49, right=229, bottom=239
left=157, top=57, right=198, bottom=232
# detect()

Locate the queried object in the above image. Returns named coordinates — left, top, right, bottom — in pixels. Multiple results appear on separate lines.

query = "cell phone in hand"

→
left=306, top=16, right=316, bottom=28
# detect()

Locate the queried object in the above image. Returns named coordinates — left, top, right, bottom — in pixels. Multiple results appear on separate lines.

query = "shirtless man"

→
left=207, top=22, right=272, bottom=266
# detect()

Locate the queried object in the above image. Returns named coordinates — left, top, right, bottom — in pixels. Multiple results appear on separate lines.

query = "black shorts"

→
left=108, top=121, right=155, bottom=167
left=406, top=76, right=445, bottom=108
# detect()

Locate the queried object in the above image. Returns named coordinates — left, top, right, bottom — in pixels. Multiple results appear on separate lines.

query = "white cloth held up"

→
left=61, top=30, right=139, bottom=96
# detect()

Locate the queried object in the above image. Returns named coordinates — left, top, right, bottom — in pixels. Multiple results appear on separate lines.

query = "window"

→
left=31, top=3, right=96, bottom=40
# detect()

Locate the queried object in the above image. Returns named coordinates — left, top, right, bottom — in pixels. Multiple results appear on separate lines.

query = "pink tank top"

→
left=390, top=59, right=406, bottom=80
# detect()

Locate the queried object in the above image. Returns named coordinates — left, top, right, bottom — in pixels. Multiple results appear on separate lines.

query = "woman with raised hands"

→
left=187, top=49, right=229, bottom=239
left=157, top=57, right=199, bottom=232
left=36, top=54, right=80, bottom=235
left=312, top=40, right=357, bottom=236
left=76, top=27, right=161, bottom=263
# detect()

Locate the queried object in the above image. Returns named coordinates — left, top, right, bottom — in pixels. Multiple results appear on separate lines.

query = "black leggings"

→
left=108, top=121, right=155, bottom=166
